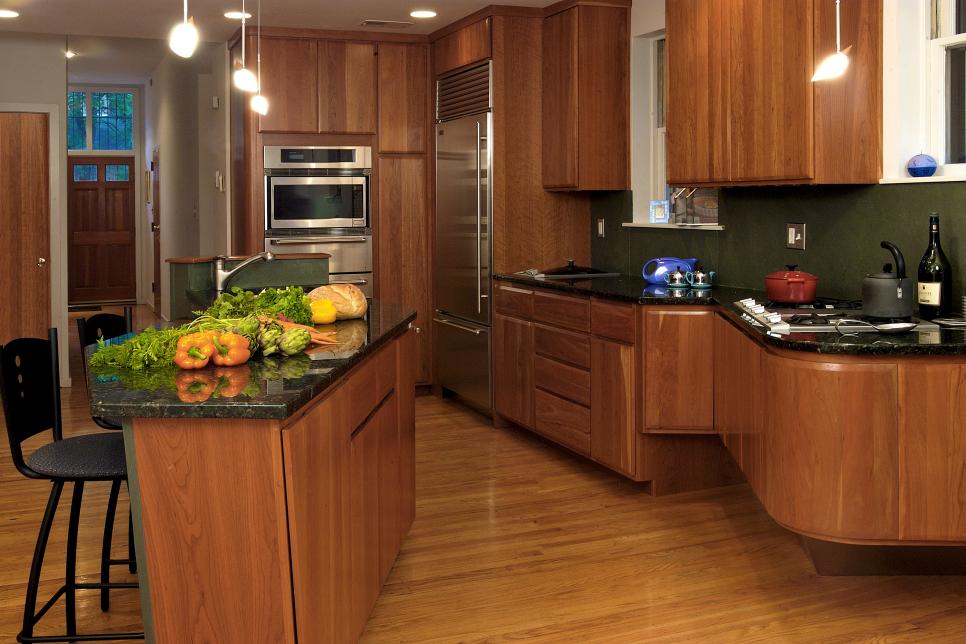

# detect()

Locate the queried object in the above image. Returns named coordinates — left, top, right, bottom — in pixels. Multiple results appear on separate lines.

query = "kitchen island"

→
left=88, top=302, right=417, bottom=643
left=494, top=273, right=966, bottom=573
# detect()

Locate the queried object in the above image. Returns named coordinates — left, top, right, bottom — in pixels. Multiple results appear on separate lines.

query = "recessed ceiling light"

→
left=410, top=9, right=437, bottom=19
left=65, top=50, right=77, bottom=59
left=224, top=10, right=252, bottom=20
left=0, top=9, right=20, bottom=18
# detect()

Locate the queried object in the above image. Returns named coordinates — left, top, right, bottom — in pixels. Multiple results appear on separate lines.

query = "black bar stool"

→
left=0, top=329, right=143, bottom=643
left=75, top=307, right=138, bottom=603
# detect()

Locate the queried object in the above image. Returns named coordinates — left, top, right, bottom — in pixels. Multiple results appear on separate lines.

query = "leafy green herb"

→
left=199, top=287, right=313, bottom=325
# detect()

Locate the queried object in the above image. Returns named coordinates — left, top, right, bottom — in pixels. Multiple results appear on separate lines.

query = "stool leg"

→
left=101, top=480, right=120, bottom=612
left=65, top=481, right=84, bottom=640
left=20, top=481, right=63, bottom=642
left=127, top=509, right=136, bottom=573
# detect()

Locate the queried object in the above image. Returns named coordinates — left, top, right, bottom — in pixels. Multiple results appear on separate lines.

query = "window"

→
left=67, top=88, right=136, bottom=153
left=930, top=0, right=966, bottom=170
left=651, top=37, right=667, bottom=202
left=67, top=91, right=86, bottom=151
left=73, top=165, right=98, bottom=182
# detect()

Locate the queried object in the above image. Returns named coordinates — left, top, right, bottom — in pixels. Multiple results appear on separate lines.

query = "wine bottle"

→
left=917, top=213, right=952, bottom=320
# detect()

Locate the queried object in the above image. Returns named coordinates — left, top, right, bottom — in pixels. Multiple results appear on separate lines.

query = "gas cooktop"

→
left=735, top=298, right=939, bottom=334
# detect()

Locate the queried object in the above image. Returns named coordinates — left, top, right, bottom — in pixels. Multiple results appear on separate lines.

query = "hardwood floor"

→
left=3, top=304, right=966, bottom=641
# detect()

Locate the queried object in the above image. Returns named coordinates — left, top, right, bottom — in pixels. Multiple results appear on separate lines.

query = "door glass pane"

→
left=73, top=164, right=98, bottom=182
left=947, top=45, right=966, bottom=163
left=105, top=164, right=130, bottom=182
left=92, top=92, right=134, bottom=150
left=67, top=91, right=86, bottom=150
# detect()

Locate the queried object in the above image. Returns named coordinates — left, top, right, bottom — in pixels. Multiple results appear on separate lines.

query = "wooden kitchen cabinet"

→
left=666, top=0, right=882, bottom=185
left=493, top=313, right=535, bottom=428
left=318, top=41, right=377, bottom=134
left=377, top=43, right=430, bottom=154
left=542, top=3, right=629, bottom=190
left=376, top=156, right=431, bottom=383
left=591, top=337, right=636, bottom=476
left=257, top=37, right=319, bottom=133
left=433, top=18, right=492, bottom=76
left=644, top=308, right=715, bottom=432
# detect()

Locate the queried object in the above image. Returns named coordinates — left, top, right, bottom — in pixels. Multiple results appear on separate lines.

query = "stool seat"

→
left=28, top=433, right=127, bottom=480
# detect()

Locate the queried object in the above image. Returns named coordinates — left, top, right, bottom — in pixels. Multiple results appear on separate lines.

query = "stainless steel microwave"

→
left=264, top=146, right=371, bottom=231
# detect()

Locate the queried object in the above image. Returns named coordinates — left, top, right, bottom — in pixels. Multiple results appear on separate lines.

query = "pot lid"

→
left=765, top=264, right=818, bottom=281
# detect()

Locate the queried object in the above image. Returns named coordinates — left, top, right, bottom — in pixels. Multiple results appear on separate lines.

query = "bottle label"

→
left=918, top=282, right=942, bottom=306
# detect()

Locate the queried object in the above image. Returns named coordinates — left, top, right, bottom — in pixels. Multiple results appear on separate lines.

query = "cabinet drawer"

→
left=591, top=299, right=637, bottom=344
left=534, top=323, right=590, bottom=369
left=494, top=283, right=533, bottom=319
left=535, top=355, right=590, bottom=407
left=534, top=389, right=591, bottom=456
left=532, top=290, right=590, bottom=332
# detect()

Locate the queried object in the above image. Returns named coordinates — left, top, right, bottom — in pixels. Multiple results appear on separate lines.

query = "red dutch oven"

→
left=764, top=265, right=818, bottom=304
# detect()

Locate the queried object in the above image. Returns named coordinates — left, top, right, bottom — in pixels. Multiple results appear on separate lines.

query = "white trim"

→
left=880, top=174, right=966, bottom=183
left=0, top=102, right=70, bottom=387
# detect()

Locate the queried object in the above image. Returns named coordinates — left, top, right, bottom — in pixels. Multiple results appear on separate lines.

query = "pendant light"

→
left=233, top=0, right=259, bottom=93
left=250, top=0, right=269, bottom=115
left=812, top=0, right=849, bottom=81
left=169, top=0, right=199, bottom=58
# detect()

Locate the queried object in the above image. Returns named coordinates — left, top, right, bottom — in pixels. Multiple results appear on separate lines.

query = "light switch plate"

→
left=786, top=223, right=806, bottom=250
left=597, top=218, right=605, bottom=238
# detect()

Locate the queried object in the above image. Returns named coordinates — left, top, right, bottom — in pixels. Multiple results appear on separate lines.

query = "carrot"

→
left=259, top=315, right=339, bottom=345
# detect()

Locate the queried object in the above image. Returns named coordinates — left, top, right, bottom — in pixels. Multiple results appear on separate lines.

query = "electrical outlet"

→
left=597, top=218, right=606, bottom=238
left=786, top=223, right=806, bottom=250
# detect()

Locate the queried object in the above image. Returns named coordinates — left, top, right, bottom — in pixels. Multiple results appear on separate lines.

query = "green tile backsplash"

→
left=591, top=183, right=966, bottom=310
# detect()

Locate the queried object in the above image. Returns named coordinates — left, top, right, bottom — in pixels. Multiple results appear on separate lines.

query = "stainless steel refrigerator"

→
left=434, top=62, right=492, bottom=412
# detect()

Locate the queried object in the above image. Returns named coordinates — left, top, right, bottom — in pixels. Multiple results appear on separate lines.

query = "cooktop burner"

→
left=763, top=298, right=863, bottom=310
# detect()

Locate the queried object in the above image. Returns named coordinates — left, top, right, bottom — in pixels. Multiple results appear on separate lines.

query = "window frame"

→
left=67, top=84, right=140, bottom=157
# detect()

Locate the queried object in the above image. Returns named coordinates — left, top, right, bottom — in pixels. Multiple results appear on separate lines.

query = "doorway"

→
left=67, top=156, right=136, bottom=303
left=0, top=112, right=52, bottom=343
left=151, top=147, right=161, bottom=312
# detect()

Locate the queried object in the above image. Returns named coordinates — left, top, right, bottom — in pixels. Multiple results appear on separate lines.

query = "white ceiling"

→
left=0, top=0, right=559, bottom=41
left=66, top=36, right=169, bottom=84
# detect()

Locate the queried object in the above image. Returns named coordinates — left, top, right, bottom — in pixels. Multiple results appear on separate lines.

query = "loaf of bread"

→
left=307, top=284, right=368, bottom=320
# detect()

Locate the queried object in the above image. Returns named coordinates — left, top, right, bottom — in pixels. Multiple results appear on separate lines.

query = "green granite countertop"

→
left=87, top=300, right=415, bottom=421
left=495, top=273, right=966, bottom=356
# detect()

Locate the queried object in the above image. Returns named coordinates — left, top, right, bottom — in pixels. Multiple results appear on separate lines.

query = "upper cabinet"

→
left=257, top=37, right=319, bottom=133
left=318, top=41, right=377, bottom=134
left=542, top=3, right=630, bottom=191
left=666, top=0, right=883, bottom=186
left=255, top=37, right=377, bottom=135
left=377, top=44, right=430, bottom=154
left=432, top=18, right=492, bottom=76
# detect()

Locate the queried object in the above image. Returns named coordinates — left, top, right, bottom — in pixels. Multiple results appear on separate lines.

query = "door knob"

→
left=151, top=223, right=160, bottom=233
left=37, top=257, right=47, bottom=267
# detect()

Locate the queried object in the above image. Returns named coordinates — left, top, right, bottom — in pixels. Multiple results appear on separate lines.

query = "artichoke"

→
left=280, top=354, right=310, bottom=380
left=279, top=328, right=311, bottom=356
left=258, top=323, right=283, bottom=356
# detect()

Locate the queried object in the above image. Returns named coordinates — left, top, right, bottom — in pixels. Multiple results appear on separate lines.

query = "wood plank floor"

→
left=2, top=304, right=966, bottom=641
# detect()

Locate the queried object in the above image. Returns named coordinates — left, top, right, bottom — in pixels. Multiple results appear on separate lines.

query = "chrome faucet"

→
left=213, top=252, right=275, bottom=294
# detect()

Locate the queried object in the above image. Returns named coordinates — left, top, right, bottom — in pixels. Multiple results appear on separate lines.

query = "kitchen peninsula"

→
left=87, top=302, right=417, bottom=643
left=495, top=273, right=966, bottom=573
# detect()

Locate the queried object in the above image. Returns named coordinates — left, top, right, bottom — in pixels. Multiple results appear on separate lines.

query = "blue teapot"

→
left=642, top=257, right=699, bottom=285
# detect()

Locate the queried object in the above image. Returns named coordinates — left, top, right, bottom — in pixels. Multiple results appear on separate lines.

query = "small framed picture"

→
left=649, top=200, right=670, bottom=224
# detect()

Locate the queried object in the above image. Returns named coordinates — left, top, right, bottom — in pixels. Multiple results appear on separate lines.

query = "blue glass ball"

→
left=907, top=154, right=938, bottom=178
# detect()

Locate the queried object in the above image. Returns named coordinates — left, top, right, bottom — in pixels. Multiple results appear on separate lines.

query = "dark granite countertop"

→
left=86, top=300, right=415, bottom=421
left=494, top=273, right=966, bottom=356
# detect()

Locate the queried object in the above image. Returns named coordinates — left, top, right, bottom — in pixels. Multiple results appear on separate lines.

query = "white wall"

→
left=630, top=0, right=666, bottom=221
left=144, top=43, right=230, bottom=320
left=0, top=32, right=71, bottom=385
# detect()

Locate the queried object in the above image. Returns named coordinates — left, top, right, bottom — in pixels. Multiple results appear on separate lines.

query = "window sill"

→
left=623, top=222, right=725, bottom=231
left=879, top=175, right=966, bottom=184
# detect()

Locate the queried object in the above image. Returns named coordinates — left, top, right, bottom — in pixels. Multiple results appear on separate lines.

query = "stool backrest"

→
left=76, top=309, right=131, bottom=395
left=0, top=329, right=62, bottom=477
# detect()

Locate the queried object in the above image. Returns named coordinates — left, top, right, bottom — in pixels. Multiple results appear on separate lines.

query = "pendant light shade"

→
left=234, top=66, right=259, bottom=92
left=169, top=1, right=199, bottom=58
left=812, top=0, right=848, bottom=82
left=249, top=0, right=270, bottom=114
left=233, top=0, right=258, bottom=93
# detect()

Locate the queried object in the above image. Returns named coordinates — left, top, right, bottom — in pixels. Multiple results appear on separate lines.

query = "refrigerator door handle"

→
left=434, top=317, right=485, bottom=335
left=476, top=120, right=483, bottom=315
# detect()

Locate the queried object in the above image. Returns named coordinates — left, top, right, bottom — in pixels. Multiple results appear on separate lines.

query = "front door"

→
left=68, top=156, right=136, bottom=303
left=0, top=112, right=52, bottom=343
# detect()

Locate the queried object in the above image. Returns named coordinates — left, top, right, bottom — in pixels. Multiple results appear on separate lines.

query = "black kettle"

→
left=862, top=241, right=914, bottom=319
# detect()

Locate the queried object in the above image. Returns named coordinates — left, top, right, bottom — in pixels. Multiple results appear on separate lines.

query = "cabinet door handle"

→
left=434, top=317, right=483, bottom=335
left=329, top=279, right=368, bottom=286
left=269, top=236, right=368, bottom=245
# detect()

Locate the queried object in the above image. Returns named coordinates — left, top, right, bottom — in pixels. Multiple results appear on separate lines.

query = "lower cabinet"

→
left=493, top=313, right=534, bottom=427
left=590, top=337, right=635, bottom=476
